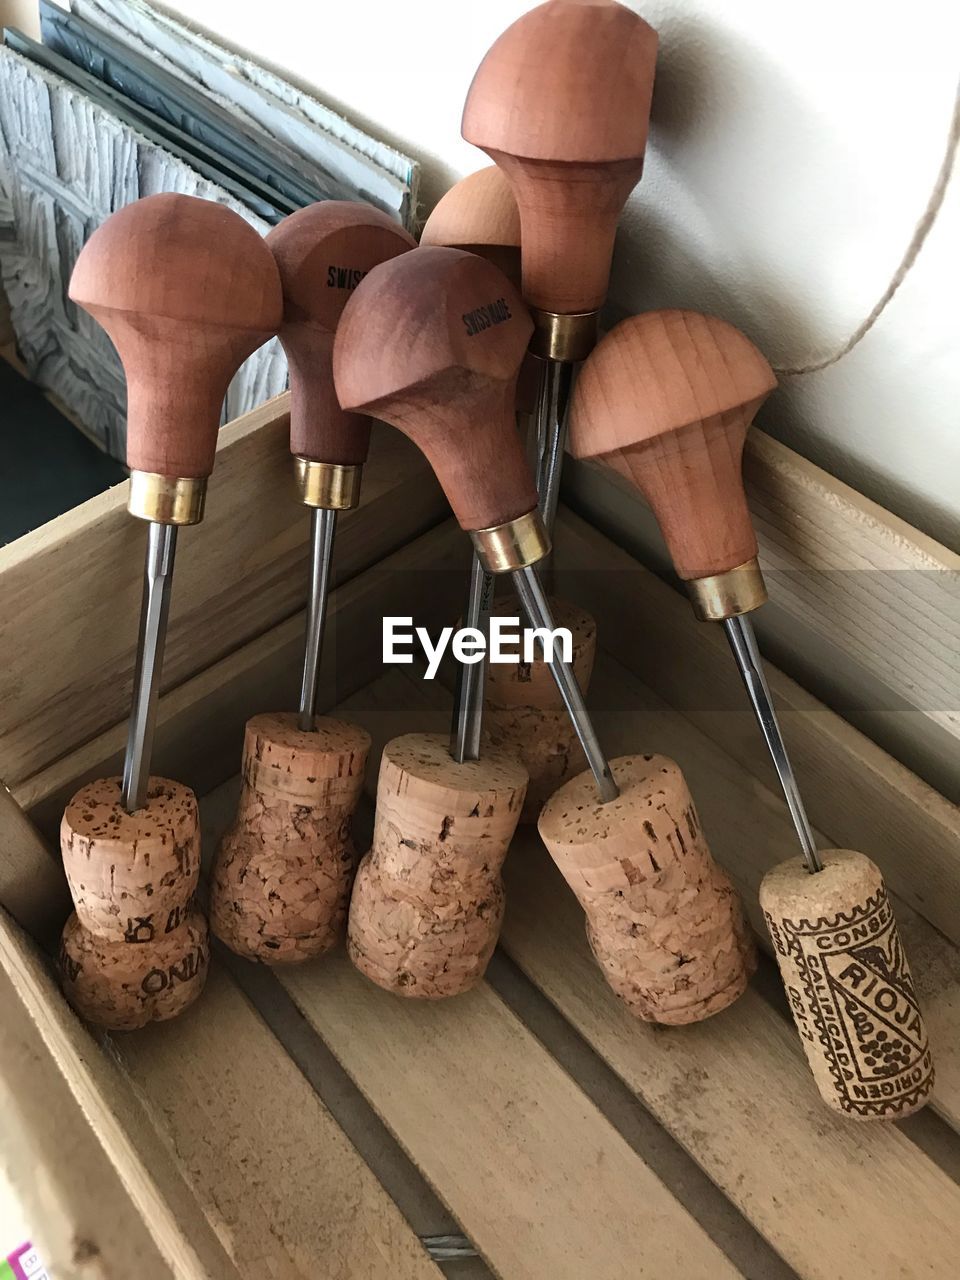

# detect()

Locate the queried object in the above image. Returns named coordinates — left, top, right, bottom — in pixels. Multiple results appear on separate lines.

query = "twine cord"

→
left=776, top=81, right=960, bottom=377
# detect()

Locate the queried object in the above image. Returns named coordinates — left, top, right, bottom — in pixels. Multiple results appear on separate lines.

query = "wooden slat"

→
left=551, top=510, right=960, bottom=951
left=502, top=831, right=960, bottom=1280
left=278, top=954, right=744, bottom=1280
left=0, top=964, right=174, bottom=1279
left=0, top=783, right=71, bottom=949
left=115, top=969, right=442, bottom=1280
left=18, top=522, right=469, bottom=836
left=338, top=661, right=960, bottom=1269
left=0, top=908, right=240, bottom=1280
left=744, top=431, right=958, bottom=736
left=564, top=430, right=960, bottom=800
left=0, top=788, right=439, bottom=1279
left=0, top=393, right=445, bottom=790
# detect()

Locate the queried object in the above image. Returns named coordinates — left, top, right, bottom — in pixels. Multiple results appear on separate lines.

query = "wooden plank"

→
left=564, top=430, right=960, bottom=800
left=0, top=961, right=174, bottom=1279
left=551, top=510, right=960, bottom=950
left=0, top=393, right=444, bottom=790
left=115, top=968, right=442, bottom=1280
left=502, top=830, right=960, bottom=1280
left=278, top=954, right=743, bottom=1280
left=0, top=783, right=71, bottom=949
left=744, top=430, right=958, bottom=735
left=0, top=908, right=240, bottom=1280
left=18, top=521, right=469, bottom=837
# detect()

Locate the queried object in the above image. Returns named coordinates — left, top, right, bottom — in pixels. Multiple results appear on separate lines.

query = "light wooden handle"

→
left=267, top=202, right=416, bottom=465
left=333, top=246, right=536, bottom=531
left=462, top=0, right=657, bottom=314
left=421, top=166, right=522, bottom=288
left=69, top=194, right=282, bottom=479
left=569, top=311, right=778, bottom=579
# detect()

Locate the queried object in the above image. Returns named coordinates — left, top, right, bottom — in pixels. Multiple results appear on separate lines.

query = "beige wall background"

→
left=2, top=0, right=958, bottom=552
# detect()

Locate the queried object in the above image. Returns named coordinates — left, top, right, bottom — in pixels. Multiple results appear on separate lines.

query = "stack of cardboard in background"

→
left=0, top=0, right=419, bottom=459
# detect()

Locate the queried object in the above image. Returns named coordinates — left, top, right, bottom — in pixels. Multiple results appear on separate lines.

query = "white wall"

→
left=6, top=0, right=959, bottom=544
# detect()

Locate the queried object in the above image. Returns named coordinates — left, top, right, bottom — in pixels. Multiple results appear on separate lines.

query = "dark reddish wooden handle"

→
left=385, top=381, right=538, bottom=531
left=462, top=0, right=657, bottom=314
left=69, top=193, right=282, bottom=478
left=332, top=246, right=536, bottom=530
left=266, top=202, right=415, bottom=467
left=490, top=155, right=644, bottom=314
left=282, top=328, right=372, bottom=465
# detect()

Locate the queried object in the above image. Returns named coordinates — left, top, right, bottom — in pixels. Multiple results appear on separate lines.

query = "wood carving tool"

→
left=210, top=202, right=415, bottom=964
left=421, top=170, right=597, bottom=797
left=334, top=246, right=616, bottom=805
left=331, top=243, right=609, bottom=996
left=569, top=309, right=934, bottom=1103
left=59, top=192, right=281, bottom=1028
left=421, top=166, right=534, bottom=764
left=458, top=1, right=655, bottom=803
left=334, top=247, right=753, bottom=1018
left=462, top=0, right=658, bottom=531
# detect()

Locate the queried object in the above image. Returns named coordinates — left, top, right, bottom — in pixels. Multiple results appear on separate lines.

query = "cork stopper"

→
left=210, top=713, right=371, bottom=964
left=485, top=597, right=596, bottom=709
left=61, top=777, right=200, bottom=943
left=59, top=907, right=209, bottom=1031
left=347, top=733, right=527, bottom=997
left=760, top=850, right=934, bottom=1120
left=539, top=754, right=756, bottom=1023
left=484, top=597, right=597, bottom=822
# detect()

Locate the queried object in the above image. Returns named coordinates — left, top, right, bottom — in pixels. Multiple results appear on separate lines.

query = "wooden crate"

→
left=1, top=394, right=959, bottom=1280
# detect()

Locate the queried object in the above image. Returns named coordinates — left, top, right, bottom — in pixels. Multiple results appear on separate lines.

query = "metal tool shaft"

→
left=513, top=565, right=618, bottom=803
left=449, top=358, right=574, bottom=761
left=450, top=556, right=496, bottom=762
left=724, top=614, right=823, bottom=873
left=534, top=358, right=575, bottom=535
left=122, top=522, right=178, bottom=813
left=298, top=507, right=338, bottom=732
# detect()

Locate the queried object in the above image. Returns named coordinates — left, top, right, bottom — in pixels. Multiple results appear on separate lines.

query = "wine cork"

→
left=539, top=754, right=756, bottom=1024
left=59, top=907, right=209, bottom=1031
left=484, top=597, right=596, bottom=821
left=760, top=850, right=935, bottom=1120
left=347, top=733, right=527, bottom=998
left=61, top=777, right=200, bottom=943
left=210, top=713, right=371, bottom=964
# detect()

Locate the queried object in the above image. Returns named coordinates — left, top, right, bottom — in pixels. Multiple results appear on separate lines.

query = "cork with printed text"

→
left=761, top=850, right=934, bottom=1120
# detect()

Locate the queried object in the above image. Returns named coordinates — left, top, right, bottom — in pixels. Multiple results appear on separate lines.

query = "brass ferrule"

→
left=470, top=510, right=550, bottom=575
left=127, top=471, right=206, bottom=525
left=687, top=558, right=768, bottom=621
left=529, top=309, right=600, bottom=363
left=294, top=458, right=363, bottom=510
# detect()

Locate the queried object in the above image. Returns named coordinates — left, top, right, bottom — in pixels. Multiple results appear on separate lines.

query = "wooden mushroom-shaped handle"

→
left=569, top=311, right=778, bottom=582
left=421, top=167, right=521, bottom=287
left=462, top=0, right=657, bottom=315
left=333, top=246, right=536, bottom=532
left=69, top=193, right=282, bottom=480
left=267, top=202, right=415, bottom=467
left=423, top=169, right=541, bottom=418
